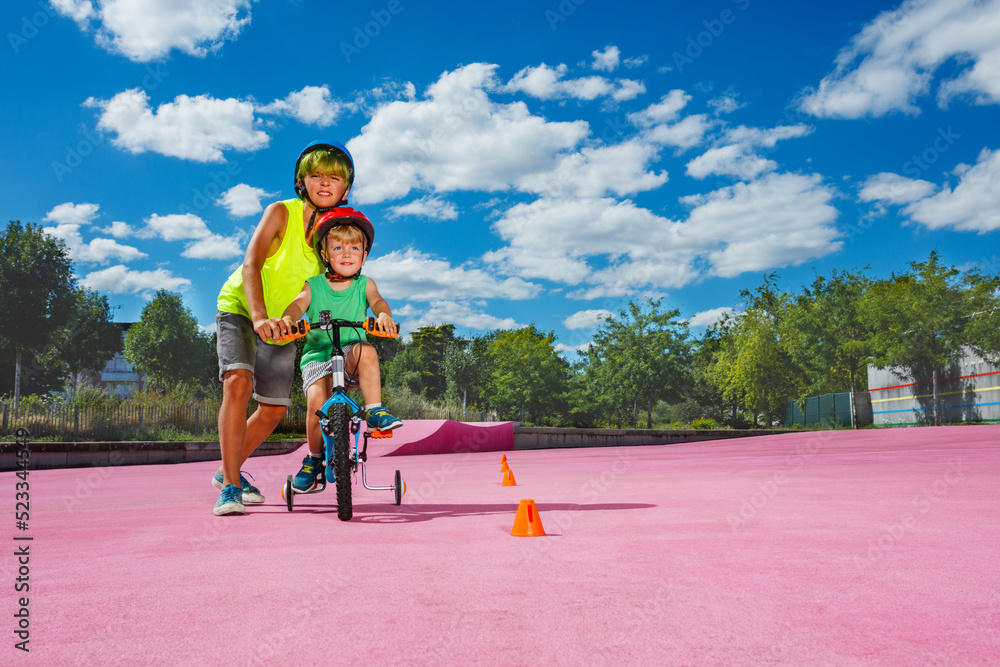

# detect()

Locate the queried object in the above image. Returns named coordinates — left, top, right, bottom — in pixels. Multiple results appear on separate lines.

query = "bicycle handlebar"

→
left=282, top=314, right=398, bottom=342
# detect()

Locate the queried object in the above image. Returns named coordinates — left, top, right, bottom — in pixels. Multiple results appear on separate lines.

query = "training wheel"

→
left=394, top=470, right=404, bottom=506
left=284, top=475, right=294, bottom=512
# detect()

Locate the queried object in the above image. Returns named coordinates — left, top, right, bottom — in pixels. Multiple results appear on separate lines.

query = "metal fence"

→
left=783, top=392, right=872, bottom=428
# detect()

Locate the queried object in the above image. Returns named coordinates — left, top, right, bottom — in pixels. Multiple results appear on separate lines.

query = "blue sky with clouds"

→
left=3, top=0, right=999, bottom=354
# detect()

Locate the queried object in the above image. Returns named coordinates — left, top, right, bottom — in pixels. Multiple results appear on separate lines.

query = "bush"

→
left=690, top=417, right=720, bottom=429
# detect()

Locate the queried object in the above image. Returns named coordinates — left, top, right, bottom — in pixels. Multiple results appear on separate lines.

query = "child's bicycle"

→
left=279, top=310, right=405, bottom=521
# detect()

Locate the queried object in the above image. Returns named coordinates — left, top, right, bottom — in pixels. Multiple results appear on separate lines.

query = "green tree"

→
left=488, top=325, right=569, bottom=424
left=124, top=290, right=212, bottom=389
left=861, top=252, right=1000, bottom=422
left=385, top=324, right=457, bottom=400
left=707, top=276, right=803, bottom=427
left=0, top=221, right=76, bottom=407
left=58, top=289, right=123, bottom=397
left=584, top=299, right=693, bottom=428
left=444, top=338, right=490, bottom=414
left=783, top=269, right=875, bottom=396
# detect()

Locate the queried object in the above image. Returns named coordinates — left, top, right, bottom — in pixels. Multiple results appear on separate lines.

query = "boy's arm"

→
left=243, top=201, right=290, bottom=342
left=282, top=282, right=312, bottom=325
left=365, top=278, right=397, bottom=336
left=265, top=281, right=312, bottom=341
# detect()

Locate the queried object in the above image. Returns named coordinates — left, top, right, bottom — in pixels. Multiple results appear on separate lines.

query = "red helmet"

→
left=312, top=207, right=375, bottom=280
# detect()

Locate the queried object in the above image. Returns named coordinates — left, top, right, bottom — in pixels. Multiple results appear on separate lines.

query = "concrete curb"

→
left=513, top=426, right=785, bottom=450
left=0, top=439, right=303, bottom=472
left=0, top=426, right=796, bottom=471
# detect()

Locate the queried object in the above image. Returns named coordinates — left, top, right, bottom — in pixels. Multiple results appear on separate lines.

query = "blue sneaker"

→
left=212, top=470, right=264, bottom=504
left=292, top=455, right=324, bottom=493
left=213, top=484, right=245, bottom=516
left=366, top=406, right=403, bottom=431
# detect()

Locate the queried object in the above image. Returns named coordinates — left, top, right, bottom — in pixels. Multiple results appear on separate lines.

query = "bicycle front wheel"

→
left=330, top=403, right=353, bottom=521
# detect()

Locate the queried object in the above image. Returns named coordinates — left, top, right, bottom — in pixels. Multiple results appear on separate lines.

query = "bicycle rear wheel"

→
left=330, top=403, right=353, bottom=521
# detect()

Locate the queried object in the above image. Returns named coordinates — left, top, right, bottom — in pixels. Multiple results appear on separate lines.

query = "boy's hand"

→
left=257, top=317, right=292, bottom=342
left=374, top=312, right=397, bottom=337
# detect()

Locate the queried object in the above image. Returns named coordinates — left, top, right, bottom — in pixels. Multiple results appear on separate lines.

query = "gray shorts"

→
left=302, top=343, right=359, bottom=394
left=216, top=311, right=297, bottom=406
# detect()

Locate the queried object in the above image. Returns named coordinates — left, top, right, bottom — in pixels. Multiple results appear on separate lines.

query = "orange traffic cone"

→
left=511, top=499, right=545, bottom=536
left=501, top=469, right=517, bottom=486
left=501, top=458, right=510, bottom=473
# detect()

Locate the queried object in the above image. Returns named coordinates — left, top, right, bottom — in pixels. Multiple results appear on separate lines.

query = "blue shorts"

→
left=216, top=311, right=296, bottom=406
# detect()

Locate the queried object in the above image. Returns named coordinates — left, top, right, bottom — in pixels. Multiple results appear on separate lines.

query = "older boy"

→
left=212, top=140, right=353, bottom=516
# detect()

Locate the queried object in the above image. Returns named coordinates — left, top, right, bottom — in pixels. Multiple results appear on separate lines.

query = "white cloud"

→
left=902, top=147, right=1000, bottom=233
left=399, top=300, right=520, bottom=335
left=629, top=90, right=691, bottom=126
left=389, top=196, right=458, bottom=221
left=43, top=202, right=100, bottom=225
left=257, top=86, right=342, bottom=127
left=181, top=235, right=243, bottom=259
left=84, top=89, right=269, bottom=162
left=80, top=265, right=191, bottom=294
left=686, top=124, right=812, bottom=180
left=53, top=0, right=253, bottom=62
left=563, top=309, right=615, bottom=329
left=138, top=213, right=211, bottom=241
left=50, top=0, right=96, bottom=27
left=106, top=221, right=134, bottom=238
left=218, top=184, right=275, bottom=217
left=348, top=63, right=588, bottom=203
left=687, top=307, right=736, bottom=328
left=485, top=197, right=696, bottom=290
left=486, top=173, right=841, bottom=297
left=503, top=63, right=636, bottom=101
left=799, top=0, right=1000, bottom=118
left=611, top=79, right=646, bottom=102
left=686, top=145, right=776, bottom=180
left=858, top=172, right=937, bottom=205
left=41, top=202, right=146, bottom=264
left=364, top=248, right=541, bottom=302
left=708, top=92, right=744, bottom=115
left=628, top=91, right=712, bottom=152
left=42, top=223, right=147, bottom=264
left=135, top=212, right=243, bottom=259
left=642, top=114, right=712, bottom=152
left=521, top=140, right=668, bottom=198
left=555, top=341, right=593, bottom=355
left=591, top=45, right=620, bottom=72
left=680, top=172, right=841, bottom=278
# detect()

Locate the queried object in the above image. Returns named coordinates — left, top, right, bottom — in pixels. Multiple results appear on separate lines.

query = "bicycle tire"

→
left=330, top=403, right=353, bottom=521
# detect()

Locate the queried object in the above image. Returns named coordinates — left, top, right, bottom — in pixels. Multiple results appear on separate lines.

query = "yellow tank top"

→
left=217, top=199, right=324, bottom=343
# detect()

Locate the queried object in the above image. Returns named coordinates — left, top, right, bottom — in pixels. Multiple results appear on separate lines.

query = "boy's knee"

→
left=357, top=343, right=379, bottom=362
left=259, top=402, right=287, bottom=418
left=223, top=370, right=253, bottom=400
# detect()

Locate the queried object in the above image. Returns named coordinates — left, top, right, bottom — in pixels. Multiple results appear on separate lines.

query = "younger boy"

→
left=269, top=207, right=402, bottom=494
left=212, top=141, right=354, bottom=516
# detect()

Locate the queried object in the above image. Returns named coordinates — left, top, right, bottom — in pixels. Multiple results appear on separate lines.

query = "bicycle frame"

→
left=282, top=310, right=403, bottom=519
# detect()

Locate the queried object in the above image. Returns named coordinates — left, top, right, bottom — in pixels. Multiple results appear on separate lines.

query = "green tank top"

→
left=301, top=274, right=369, bottom=369
left=217, top=199, right=324, bottom=344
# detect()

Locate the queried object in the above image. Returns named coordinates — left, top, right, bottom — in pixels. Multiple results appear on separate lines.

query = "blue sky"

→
left=3, top=0, right=999, bottom=355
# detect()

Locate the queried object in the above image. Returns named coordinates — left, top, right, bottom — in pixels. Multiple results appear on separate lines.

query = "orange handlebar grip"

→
left=286, top=319, right=311, bottom=340
left=364, top=316, right=399, bottom=339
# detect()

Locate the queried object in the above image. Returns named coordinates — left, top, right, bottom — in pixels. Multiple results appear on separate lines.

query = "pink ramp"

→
left=375, top=419, right=514, bottom=457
